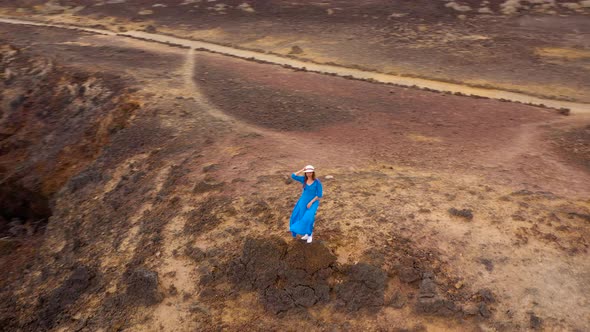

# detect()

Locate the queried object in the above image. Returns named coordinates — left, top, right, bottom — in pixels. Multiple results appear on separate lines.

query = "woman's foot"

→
left=301, top=234, right=309, bottom=240
left=306, top=235, right=313, bottom=244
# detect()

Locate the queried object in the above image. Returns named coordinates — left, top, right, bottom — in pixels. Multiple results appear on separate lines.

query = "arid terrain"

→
left=0, top=1, right=589, bottom=331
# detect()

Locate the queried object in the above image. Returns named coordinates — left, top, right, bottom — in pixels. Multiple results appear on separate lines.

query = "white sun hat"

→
left=304, top=165, right=315, bottom=173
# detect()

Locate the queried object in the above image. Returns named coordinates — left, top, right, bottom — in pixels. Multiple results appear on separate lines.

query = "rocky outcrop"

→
left=0, top=42, right=138, bottom=237
left=228, top=236, right=336, bottom=314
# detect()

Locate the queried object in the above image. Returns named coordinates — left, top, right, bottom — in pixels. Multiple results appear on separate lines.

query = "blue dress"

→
left=289, top=173, right=323, bottom=237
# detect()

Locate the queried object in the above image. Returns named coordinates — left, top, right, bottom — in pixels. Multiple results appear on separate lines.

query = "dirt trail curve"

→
left=1, top=17, right=589, bottom=115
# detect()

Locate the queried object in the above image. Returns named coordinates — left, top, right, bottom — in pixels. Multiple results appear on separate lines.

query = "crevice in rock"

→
left=0, top=180, right=52, bottom=238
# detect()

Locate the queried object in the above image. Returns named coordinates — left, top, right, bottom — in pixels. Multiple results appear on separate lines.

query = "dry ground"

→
left=0, top=0, right=589, bottom=102
left=0, top=8, right=589, bottom=332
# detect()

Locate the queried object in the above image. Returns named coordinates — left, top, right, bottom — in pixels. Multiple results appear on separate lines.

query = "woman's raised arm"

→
left=291, top=168, right=306, bottom=183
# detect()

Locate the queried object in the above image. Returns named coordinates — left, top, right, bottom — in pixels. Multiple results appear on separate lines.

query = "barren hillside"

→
left=0, top=1, right=589, bottom=331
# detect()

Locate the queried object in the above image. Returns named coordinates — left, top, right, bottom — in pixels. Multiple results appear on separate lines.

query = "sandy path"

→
left=1, top=17, right=589, bottom=115
left=182, top=47, right=241, bottom=126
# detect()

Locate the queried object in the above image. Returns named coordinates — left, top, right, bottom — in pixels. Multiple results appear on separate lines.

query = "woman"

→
left=289, top=165, right=323, bottom=243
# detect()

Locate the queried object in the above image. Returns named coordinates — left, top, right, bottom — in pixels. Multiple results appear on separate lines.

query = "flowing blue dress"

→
left=289, top=173, right=323, bottom=237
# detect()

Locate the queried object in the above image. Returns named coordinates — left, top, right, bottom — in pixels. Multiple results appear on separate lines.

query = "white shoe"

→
left=306, top=235, right=313, bottom=244
left=301, top=234, right=309, bottom=240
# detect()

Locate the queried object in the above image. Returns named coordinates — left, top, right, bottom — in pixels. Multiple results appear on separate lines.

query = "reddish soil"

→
left=195, top=52, right=590, bottom=197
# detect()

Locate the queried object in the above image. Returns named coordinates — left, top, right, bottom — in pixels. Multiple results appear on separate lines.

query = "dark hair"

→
left=303, top=172, right=316, bottom=188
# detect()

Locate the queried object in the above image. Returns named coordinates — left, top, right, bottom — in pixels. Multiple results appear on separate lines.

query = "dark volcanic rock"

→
left=126, top=269, right=162, bottom=306
left=263, top=288, right=295, bottom=314
left=479, top=302, right=491, bottom=318
left=388, top=291, right=407, bottom=309
left=416, top=297, right=458, bottom=317
left=37, top=266, right=95, bottom=330
left=418, top=276, right=437, bottom=299
left=415, top=274, right=458, bottom=317
left=228, top=236, right=339, bottom=314
left=478, top=288, right=496, bottom=303
left=335, top=263, right=386, bottom=312
left=288, top=285, right=317, bottom=307
left=398, top=263, right=421, bottom=283
left=144, top=25, right=157, bottom=33
left=193, top=180, right=225, bottom=193
left=185, top=245, right=205, bottom=262
left=289, top=45, right=304, bottom=54
left=478, top=258, right=494, bottom=272
left=530, top=313, right=543, bottom=330
left=228, top=236, right=287, bottom=291
left=285, top=240, right=336, bottom=274
left=448, top=208, right=473, bottom=220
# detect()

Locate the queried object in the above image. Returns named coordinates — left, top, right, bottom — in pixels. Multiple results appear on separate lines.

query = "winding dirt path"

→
left=1, top=17, right=589, bottom=114
left=182, top=47, right=240, bottom=126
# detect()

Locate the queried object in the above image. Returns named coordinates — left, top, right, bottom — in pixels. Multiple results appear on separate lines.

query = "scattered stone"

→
left=202, top=164, right=219, bottom=172
left=289, top=45, right=304, bottom=55
left=530, top=313, right=543, bottom=330
left=418, top=276, right=437, bottom=299
left=126, top=269, right=162, bottom=306
left=463, top=303, right=479, bottom=316
left=448, top=208, right=473, bottom=220
left=237, top=3, right=255, bottom=13
left=568, top=212, right=590, bottom=222
left=185, top=245, right=205, bottom=262
left=543, top=233, right=558, bottom=242
left=325, top=175, right=334, bottom=179
left=144, top=25, right=157, bottom=33
left=512, top=213, right=526, bottom=221
left=389, top=291, right=406, bottom=309
left=511, top=189, right=534, bottom=196
left=478, top=289, right=495, bottom=303
left=479, top=302, right=491, bottom=318
left=478, top=6, right=494, bottom=14
left=454, top=280, right=464, bottom=289
left=478, top=258, right=494, bottom=272
left=193, top=180, right=225, bottom=193
left=189, top=301, right=210, bottom=315
left=445, top=1, right=472, bottom=12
